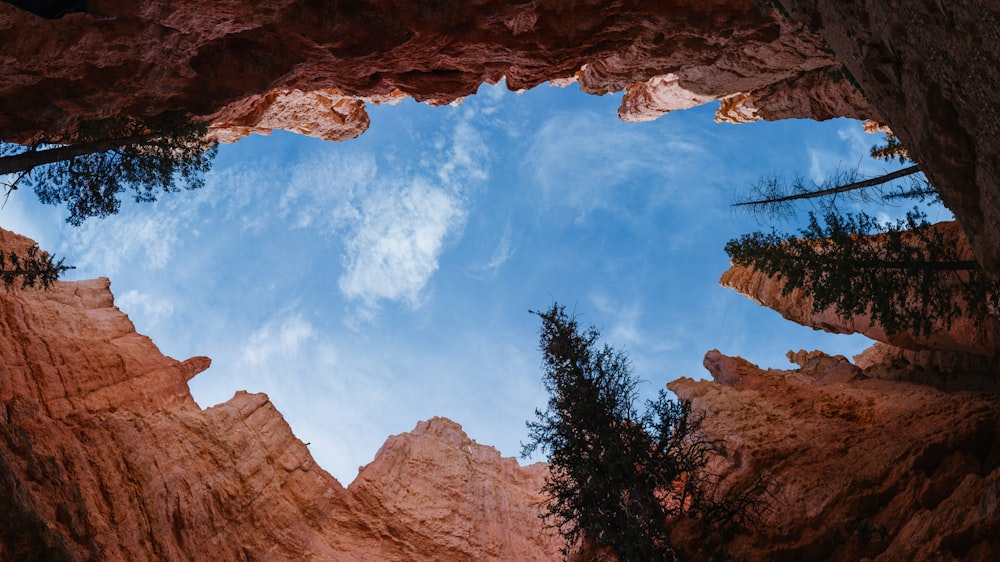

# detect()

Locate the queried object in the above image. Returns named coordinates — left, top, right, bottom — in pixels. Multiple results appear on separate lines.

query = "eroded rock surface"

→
left=669, top=349, right=1000, bottom=561
left=777, top=0, right=1000, bottom=277
left=0, top=0, right=857, bottom=143
left=0, top=229, right=559, bottom=561
left=720, top=221, right=1000, bottom=358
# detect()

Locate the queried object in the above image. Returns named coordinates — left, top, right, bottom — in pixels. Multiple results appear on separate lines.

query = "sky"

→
left=1, top=82, right=947, bottom=484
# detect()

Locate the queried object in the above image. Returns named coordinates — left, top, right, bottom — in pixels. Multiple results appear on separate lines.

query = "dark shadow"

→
left=3, top=0, right=87, bottom=19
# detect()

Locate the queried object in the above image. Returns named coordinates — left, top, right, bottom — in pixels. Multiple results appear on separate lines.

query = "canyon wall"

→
left=3, top=231, right=998, bottom=561
left=0, top=0, right=863, bottom=144
left=669, top=349, right=1000, bottom=561
left=720, top=220, right=1000, bottom=388
left=0, top=227, right=560, bottom=561
left=776, top=0, right=1000, bottom=277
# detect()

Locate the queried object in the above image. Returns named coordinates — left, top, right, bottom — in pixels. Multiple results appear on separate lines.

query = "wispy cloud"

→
left=116, top=289, right=175, bottom=328
left=338, top=178, right=465, bottom=308
left=63, top=212, right=184, bottom=275
left=523, top=111, right=699, bottom=219
left=483, top=222, right=515, bottom=273
left=241, top=310, right=316, bottom=367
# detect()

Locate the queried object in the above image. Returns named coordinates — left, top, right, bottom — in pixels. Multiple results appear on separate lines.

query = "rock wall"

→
left=720, top=221, right=1000, bottom=359
left=776, top=0, right=1000, bottom=277
left=0, top=0, right=863, bottom=144
left=0, top=228, right=560, bottom=561
left=669, top=349, right=1000, bottom=561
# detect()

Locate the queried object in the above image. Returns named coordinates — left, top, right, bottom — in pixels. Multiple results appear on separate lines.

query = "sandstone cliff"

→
left=0, top=0, right=863, bottom=145
left=775, top=0, right=1000, bottom=278
left=669, top=349, right=1000, bottom=561
left=720, top=220, right=1000, bottom=387
left=0, top=226, right=560, bottom=561
left=721, top=221, right=1000, bottom=356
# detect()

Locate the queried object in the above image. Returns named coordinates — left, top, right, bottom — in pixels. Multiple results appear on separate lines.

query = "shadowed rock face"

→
left=0, top=229, right=560, bottom=561
left=669, top=350, right=1000, bottom=562
left=0, top=0, right=860, bottom=143
left=777, top=0, right=1000, bottom=277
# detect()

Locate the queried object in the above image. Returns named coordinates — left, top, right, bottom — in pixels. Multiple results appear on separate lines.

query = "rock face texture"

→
left=720, top=221, right=1000, bottom=359
left=669, top=349, right=1000, bottom=562
left=0, top=226, right=560, bottom=560
left=777, top=0, right=1000, bottom=277
left=0, top=0, right=862, bottom=144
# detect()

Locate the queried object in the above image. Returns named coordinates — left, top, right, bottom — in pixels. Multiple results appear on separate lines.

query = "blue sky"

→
left=3, top=83, right=942, bottom=484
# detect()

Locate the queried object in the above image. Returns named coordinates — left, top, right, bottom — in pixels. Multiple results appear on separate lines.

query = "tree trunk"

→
left=0, top=135, right=153, bottom=176
left=734, top=165, right=922, bottom=207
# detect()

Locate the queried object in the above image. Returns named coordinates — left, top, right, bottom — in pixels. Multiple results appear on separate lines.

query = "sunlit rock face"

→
left=720, top=221, right=1000, bottom=359
left=0, top=229, right=559, bottom=560
left=669, top=349, right=1000, bottom=562
left=0, top=0, right=859, bottom=143
left=776, top=0, right=1000, bottom=278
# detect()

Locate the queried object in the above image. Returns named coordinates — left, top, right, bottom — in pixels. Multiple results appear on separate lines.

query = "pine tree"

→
left=732, top=165, right=934, bottom=220
left=725, top=210, right=998, bottom=336
left=523, top=304, right=768, bottom=561
left=0, top=244, right=72, bottom=290
left=0, top=114, right=217, bottom=225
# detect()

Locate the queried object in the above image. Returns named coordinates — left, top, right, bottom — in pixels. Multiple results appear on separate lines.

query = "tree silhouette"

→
left=0, top=244, right=72, bottom=290
left=725, top=209, right=999, bottom=336
left=732, top=164, right=936, bottom=220
left=523, top=304, right=768, bottom=562
left=0, top=114, right=217, bottom=225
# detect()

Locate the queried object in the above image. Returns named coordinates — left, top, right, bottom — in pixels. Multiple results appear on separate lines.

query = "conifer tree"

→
left=523, top=304, right=768, bottom=561
left=0, top=113, right=217, bottom=225
left=725, top=209, right=998, bottom=336
left=0, top=244, right=72, bottom=290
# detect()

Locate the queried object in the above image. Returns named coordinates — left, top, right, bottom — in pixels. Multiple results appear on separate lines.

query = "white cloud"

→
left=590, top=293, right=645, bottom=348
left=241, top=311, right=316, bottom=367
left=482, top=222, right=514, bottom=274
left=437, top=120, right=489, bottom=187
left=115, top=289, right=175, bottom=328
left=524, top=111, right=696, bottom=217
left=66, top=212, right=181, bottom=275
left=279, top=154, right=377, bottom=232
left=338, top=178, right=465, bottom=308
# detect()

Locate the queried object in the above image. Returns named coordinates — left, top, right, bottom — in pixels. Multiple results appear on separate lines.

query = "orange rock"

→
left=669, top=349, right=1000, bottom=561
left=720, top=221, right=1000, bottom=356
left=0, top=229, right=560, bottom=560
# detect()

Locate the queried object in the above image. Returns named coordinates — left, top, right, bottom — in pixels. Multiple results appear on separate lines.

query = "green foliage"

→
left=870, top=134, right=910, bottom=165
left=523, top=304, right=768, bottom=562
left=0, top=245, right=72, bottom=289
left=3, top=114, right=217, bottom=226
left=725, top=209, right=999, bottom=336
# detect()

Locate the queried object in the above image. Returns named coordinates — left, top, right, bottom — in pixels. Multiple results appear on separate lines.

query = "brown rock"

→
left=208, top=89, right=370, bottom=143
left=714, top=67, right=879, bottom=124
left=669, top=349, right=1000, bottom=561
left=0, top=230, right=560, bottom=560
left=775, top=0, right=1000, bottom=277
left=0, top=1, right=854, bottom=144
left=720, top=221, right=1000, bottom=356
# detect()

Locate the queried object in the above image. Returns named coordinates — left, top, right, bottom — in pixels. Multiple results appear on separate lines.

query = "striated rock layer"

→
left=720, top=221, right=1000, bottom=359
left=0, top=0, right=862, bottom=143
left=669, top=349, right=1000, bottom=561
left=0, top=230, right=560, bottom=561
